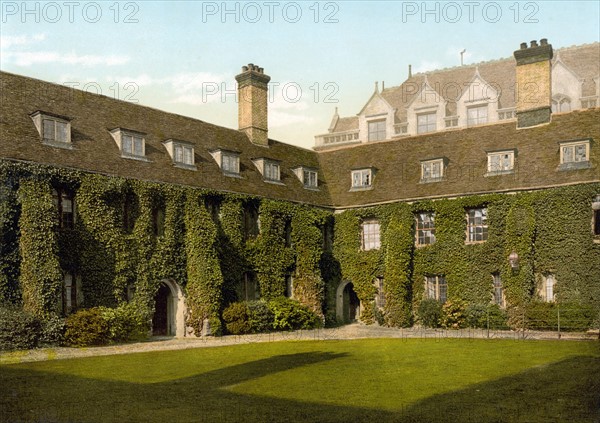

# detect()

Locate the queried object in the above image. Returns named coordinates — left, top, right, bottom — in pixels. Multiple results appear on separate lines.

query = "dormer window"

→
left=163, top=139, right=196, bottom=170
left=30, top=111, right=72, bottom=149
left=292, top=167, right=318, bottom=189
left=368, top=119, right=386, bottom=141
left=486, top=150, right=515, bottom=175
left=110, top=128, right=148, bottom=161
left=351, top=168, right=373, bottom=190
left=417, top=112, right=436, bottom=134
left=209, top=149, right=241, bottom=177
left=467, top=104, right=488, bottom=126
left=558, top=139, right=591, bottom=171
left=420, top=158, right=445, bottom=182
left=252, top=158, right=282, bottom=183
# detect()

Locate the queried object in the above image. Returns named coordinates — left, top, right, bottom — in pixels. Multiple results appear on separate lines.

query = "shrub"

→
left=64, top=308, right=110, bottom=347
left=466, top=304, right=509, bottom=330
left=0, top=305, right=41, bottom=350
left=247, top=300, right=274, bottom=333
left=269, top=297, right=321, bottom=331
left=101, top=303, right=149, bottom=343
left=416, top=299, right=442, bottom=328
left=440, top=300, right=467, bottom=329
left=39, top=315, right=66, bottom=346
left=222, top=302, right=251, bottom=335
left=526, top=301, right=596, bottom=331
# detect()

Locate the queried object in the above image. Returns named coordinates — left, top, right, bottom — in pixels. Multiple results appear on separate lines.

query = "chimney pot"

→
left=530, top=40, right=538, bottom=47
left=520, top=42, right=527, bottom=49
left=242, top=66, right=249, bottom=72
left=540, top=38, right=548, bottom=46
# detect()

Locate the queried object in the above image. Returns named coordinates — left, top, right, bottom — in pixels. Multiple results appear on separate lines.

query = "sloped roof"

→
left=317, top=109, right=600, bottom=208
left=332, top=116, right=359, bottom=132
left=0, top=71, right=331, bottom=206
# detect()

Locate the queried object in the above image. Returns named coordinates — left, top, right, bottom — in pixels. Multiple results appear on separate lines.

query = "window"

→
left=264, top=161, right=280, bottom=182
left=122, top=133, right=144, bottom=157
left=285, top=275, right=294, bottom=298
left=540, top=274, right=556, bottom=302
left=241, top=272, right=260, bottom=301
left=466, top=208, right=488, bottom=242
left=62, top=273, right=81, bottom=314
left=123, top=192, right=138, bottom=233
left=552, top=95, right=571, bottom=113
left=374, top=277, right=386, bottom=308
left=361, top=219, right=381, bottom=251
left=421, top=159, right=444, bottom=182
left=492, top=273, right=505, bottom=307
left=467, top=105, right=488, bottom=126
left=52, top=188, right=75, bottom=230
left=445, top=116, right=458, bottom=128
left=581, top=98, right=597, bottom=109
left=592, top=195, right=600, bottom=237
left=368, top=120, right=386, bottom=141
left=498, top=109, right=515, bottom=120
left=174, top=144, right=194, bottom=166
left=303, top=169, right=318, bottom=188
left=204, top=197, right=221, bottom=223
left=417, top=112, right=436, bottom=133
left=152, top=207, right=165, bottom=237
left=243, top=202, right=260, bottom=239
left=425, top=275, right=447, bottom=302
left=560, top=140, right=590, bottom=165
left=416, top=212, right=436, bottom=246
left=487, top=151, right=514, bottom=173
left=222, top=153, right=240, bottom=175
left=30, top=111, right=72, bottom=148
left=351, top=169, right=372, bottom=189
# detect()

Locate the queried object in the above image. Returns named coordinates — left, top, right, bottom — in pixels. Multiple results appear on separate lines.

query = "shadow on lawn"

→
left=1, top=352, right=599, bottom=422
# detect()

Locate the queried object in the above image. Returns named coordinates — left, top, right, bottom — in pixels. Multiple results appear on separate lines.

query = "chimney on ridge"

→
left=235, top=64, right=271, bottom=146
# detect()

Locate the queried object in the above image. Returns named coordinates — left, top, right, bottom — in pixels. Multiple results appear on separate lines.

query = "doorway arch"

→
left=152, top=279, right=187, bottom=337
left=336, top=280, right=361, bottom=323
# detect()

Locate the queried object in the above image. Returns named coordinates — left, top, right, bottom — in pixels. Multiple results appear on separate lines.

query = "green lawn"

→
left=1, top=338, right=599, bottom=422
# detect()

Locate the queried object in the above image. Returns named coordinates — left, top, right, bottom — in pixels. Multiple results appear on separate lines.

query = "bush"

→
left=101, top=303, right=149, bottom=343
left=0, top=305, right=41, bottom=350
left=39, top=315, right=66, bottom=346
left=247, top=300, right=274, bottom=333
left=526, top=301, right=596, bottom=331
left=269, top=297, right=321, bottom=331
left=64, top=308, right=110, bottom=347
left=466, top=304, right=509, bottom=330
left=222, top=302, right=251, bottom=335
left=440, top=300, right=467, bottom=329
left=416, top=299, right=442, bottom=328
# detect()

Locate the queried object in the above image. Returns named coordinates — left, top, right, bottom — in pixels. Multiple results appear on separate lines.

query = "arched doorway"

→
left=336, top=281, right=361, bottom=323
left=152, top=279, right=187, bottom=337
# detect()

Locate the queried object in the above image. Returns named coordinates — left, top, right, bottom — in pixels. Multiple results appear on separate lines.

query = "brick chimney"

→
left=513, top=38, right=553, bottom=128
left=235, top=64, right=271, bottom=146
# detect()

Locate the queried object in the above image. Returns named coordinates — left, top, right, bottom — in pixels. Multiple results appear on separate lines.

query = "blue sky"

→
left=1, top=1, right=599, bottom=149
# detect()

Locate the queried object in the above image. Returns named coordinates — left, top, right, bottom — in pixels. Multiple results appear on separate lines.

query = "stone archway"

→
left=152, top=279, right=187, bottom=337
left=336, top=280, right=361, bottom=323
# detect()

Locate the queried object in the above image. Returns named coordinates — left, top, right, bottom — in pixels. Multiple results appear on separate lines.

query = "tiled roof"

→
left=332, top=116, right=359, bottom=133
left=0, top=71, right=331, bottom=206
left=317, top=109, right=600, bottom=208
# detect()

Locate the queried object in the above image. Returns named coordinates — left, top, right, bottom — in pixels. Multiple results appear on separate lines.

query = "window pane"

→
left=575, top=145, right=586, bottom=161
left=56, top=121, right=68, bottom=142
left=133, top=137, right=143, bottom=156
left=563, top=146, right=574, bottom=163
left=175, top=145, right=183, bottom=163
left=122, top=135, right=132, bottom=154
left=43, top=119, right=55, bottom=140
left=184, top=147, right=193, bottom=165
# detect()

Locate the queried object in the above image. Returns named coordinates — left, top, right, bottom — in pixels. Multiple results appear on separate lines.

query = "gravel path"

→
left=1, top=324, right=597, bottom=364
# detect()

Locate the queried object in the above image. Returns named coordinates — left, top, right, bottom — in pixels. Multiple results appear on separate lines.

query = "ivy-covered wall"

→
left=331, top=185, right=600, bottom=327
left=1, top=159, right=598, bottom=331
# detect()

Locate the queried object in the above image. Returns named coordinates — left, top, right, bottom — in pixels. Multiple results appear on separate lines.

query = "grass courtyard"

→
left=1, top=338, right=599, bottom=422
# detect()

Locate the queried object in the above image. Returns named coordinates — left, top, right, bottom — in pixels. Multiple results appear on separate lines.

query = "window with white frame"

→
left=303, top=169, right=318, bottom=188
left=174, top=144, right=194, bottom=166
left=445, top=116, right=458, bottom=128
left=487, top=150, right=514, bottom=173
left=466, top=208, right=488, bottom=243
left=540, top=274, right=556, bottom=302
left=425, top=275, right=447, bottom=302
left=417, top=112, right=436, bottom=133
left=62, top=272, right=81, bottom=315
left=416, top=212, right=436, bottom=246
left=552, top=95, right=571, bottom=113
left=121, top=133, right=145, bottom=157
left=222, top=152, right=240, bottom=175
left=560, top=140, right=590, bottom=165
left=498, top=109, right=515, bottom=120
left=492, top=273, right=505, bottom=307
left=30, top=111, right=72, bottom=147
left=351, top=169, right=372, bottom=189
left=368, top=119, right=386, bottom=141
left=421, top=159, right=444, bottom=181
left=361, top=219, right=381, bottom=251
left=467, top=105, right=488, bottom=126
left=264, top=161, right=280, bottom=181
left=374, top=277, right=385, bottom=308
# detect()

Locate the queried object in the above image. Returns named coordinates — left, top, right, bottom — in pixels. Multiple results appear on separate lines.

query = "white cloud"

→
left=413, top=60, right=443, bottom=74
left=0, top=33, right=46, bottom=49
left=3, top=51, right=130, bottom=67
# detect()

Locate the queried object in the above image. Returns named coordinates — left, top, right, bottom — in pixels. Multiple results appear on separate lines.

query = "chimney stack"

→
left=235, top=64, right=271, bottom=146
left=513, top=39, right=553, bottom=128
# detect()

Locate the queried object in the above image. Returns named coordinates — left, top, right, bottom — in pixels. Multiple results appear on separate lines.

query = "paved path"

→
left=1, top=324, right=597, bottom=364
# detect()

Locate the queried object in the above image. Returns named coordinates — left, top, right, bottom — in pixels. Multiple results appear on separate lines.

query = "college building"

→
left=1, top=39, right=599, bottom=335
